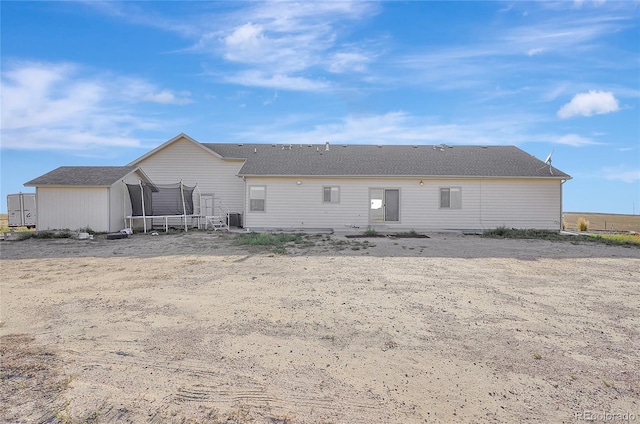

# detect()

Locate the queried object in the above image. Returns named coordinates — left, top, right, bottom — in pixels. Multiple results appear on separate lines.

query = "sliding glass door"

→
left=369, top=188, right=399, bottom=223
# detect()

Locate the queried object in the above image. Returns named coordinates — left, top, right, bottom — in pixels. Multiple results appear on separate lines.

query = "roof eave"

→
left=237, top=174, right=571, bottom=179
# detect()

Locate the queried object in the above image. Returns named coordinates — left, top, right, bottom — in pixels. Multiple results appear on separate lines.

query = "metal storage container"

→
left=7, top=193, right=37, bottom=228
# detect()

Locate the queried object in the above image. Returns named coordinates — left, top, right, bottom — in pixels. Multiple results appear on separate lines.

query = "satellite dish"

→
left=537, top=149, right=554, bottom=174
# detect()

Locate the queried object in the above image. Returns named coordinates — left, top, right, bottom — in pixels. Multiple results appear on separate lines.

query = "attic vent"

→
left=481, top=146, right=488, bottom=149
left=343, top=145, right=347, bottom=147
left=412, top=145, right=418, bottom=148
left=237, top=144, right=243, bottom=146
left=272, top=144, right=276, bottom=147
left=325, top=141, right=330, bottom=151
left=378, top=145, right=382, bottom=148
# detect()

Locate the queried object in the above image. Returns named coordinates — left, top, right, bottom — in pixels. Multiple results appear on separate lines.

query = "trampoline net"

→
left=126, top=182, right=195, bottom=216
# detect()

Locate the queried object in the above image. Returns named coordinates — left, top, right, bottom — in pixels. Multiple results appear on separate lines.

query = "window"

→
left=323, top=186, right=340, bottom=203
left=440, top=187, right=461, bottom=209
left=249, top=186, right=266, bottom=212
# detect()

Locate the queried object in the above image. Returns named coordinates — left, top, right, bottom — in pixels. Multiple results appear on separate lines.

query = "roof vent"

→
left=254, top=148, right=257, bottom=154
left=325, top=141, right=330, bottom=151
left=237, top=144, right=243, bottom=146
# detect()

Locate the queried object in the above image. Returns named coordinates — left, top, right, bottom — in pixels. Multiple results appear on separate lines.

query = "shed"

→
left=24, top=166, right=153, bottom=232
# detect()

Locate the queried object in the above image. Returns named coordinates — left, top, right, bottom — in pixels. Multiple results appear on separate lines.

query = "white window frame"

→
left=439, top=187, right=462, bottom=209
left=322, top=186, right=340, bottom=203
left=249, top=185, right=266, bottom=212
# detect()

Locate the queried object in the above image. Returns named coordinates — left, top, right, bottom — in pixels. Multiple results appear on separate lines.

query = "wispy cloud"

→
left=602, top=168, right=640, bottom=183
left=557, top=90, right=620, bottom=118
left=1, top=61, right=190, bottom=150
left=224, top=71, right=330, bottom=92
left=551, top=134, right=601, bottom=146
left=395, top=8, right=636, bottom=92
left=230, top=110, right=586, bottom=148
left=87, top=1, right=380, bottom=92
left=193, top=2, right=379, bottom=90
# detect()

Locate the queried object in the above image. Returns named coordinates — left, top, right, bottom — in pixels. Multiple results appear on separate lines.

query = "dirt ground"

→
left=1, top=231, right=639, bottom=423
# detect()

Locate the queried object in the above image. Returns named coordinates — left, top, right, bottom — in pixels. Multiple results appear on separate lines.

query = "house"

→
left=25, top=133, right=571, bottom=232
left=24, top=166, right=153, bottom=233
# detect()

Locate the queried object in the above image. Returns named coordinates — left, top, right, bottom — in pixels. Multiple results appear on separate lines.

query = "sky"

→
left=1, top=0, right=639, bottom=214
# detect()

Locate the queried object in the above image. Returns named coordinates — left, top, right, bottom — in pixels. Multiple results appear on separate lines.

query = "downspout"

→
left=560, top=179, right=567, bottom=231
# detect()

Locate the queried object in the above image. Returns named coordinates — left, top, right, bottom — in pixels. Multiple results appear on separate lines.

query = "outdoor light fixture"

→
left=296, top=181, right=302, bottom=185
left=419, top=180, right=424, bottom=186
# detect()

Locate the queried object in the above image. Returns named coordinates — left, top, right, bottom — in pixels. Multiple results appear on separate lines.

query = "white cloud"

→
left=327, top=51, right=371, bottom=73
left=552, top=134, right=600, bottom=146
left=196, top=2, right=378, bottom=90
left=557, top=90, right=620, bottom=118
left=224, top=70, right=330, bottom=92
left=1, top=61, right=189, bottom=150
left=602, top=169, right=640, bottom=183
left=232, top=111, right=551, bottom=146
left=397, top=11, right=635, bottom=90
left=526, top=48, right=545, bottom=56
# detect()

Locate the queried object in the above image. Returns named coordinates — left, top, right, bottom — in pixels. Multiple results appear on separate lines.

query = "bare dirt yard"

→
left=1, top=232, right=639, bottom=423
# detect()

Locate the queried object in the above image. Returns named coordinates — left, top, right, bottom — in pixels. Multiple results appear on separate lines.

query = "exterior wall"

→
left=134, top=137, right=245, bottom=214
left=243, top=177, right=562, bottom=231
left=479, top=179, right=561, bottom=230
left=36, top=187, right=109, bottom=232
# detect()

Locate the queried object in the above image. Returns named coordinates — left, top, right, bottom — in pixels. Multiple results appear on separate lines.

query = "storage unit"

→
left=7, top=193, right=37, bottom=228
left=24, top=166, right=154, bottom=232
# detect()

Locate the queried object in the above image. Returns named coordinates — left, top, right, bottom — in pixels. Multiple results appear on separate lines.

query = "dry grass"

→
left=577, top=217, right=590, bottom=232
left=0, top=214, right=8, bottom=232
left=563, top=212, right=640, bottom=233
left=0, top=213, right=34, bottom=234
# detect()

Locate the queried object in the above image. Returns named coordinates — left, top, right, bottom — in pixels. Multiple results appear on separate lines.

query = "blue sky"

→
left=1, top=1, right=639, bottom=214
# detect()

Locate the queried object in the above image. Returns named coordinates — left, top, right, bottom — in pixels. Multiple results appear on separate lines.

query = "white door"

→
left=201, top=194, right=214, bottom=216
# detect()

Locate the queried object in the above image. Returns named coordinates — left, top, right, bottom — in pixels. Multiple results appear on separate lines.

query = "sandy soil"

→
left=1, top=232, right=639, bottom=423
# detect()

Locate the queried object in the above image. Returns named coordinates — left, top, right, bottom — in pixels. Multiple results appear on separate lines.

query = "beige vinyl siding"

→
left=479, top=179, right=561, bottom=230
left=134, top=137, right=245, bottom=214
left=243, top=177, right=562, bottom=231
left=36, top=187, right=109, bottom=231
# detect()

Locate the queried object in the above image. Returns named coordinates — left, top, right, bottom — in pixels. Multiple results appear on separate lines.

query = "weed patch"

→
left=482, top=227, right=639, bottom=247
left=482, top=227, right=563, bottom=240
left=235, top=232, right=302, bottom=246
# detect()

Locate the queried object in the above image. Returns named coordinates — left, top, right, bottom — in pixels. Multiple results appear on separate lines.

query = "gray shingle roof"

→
left=25, top=166, right=139, bottom=186
left=203, top=143, right=571, bottom=179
